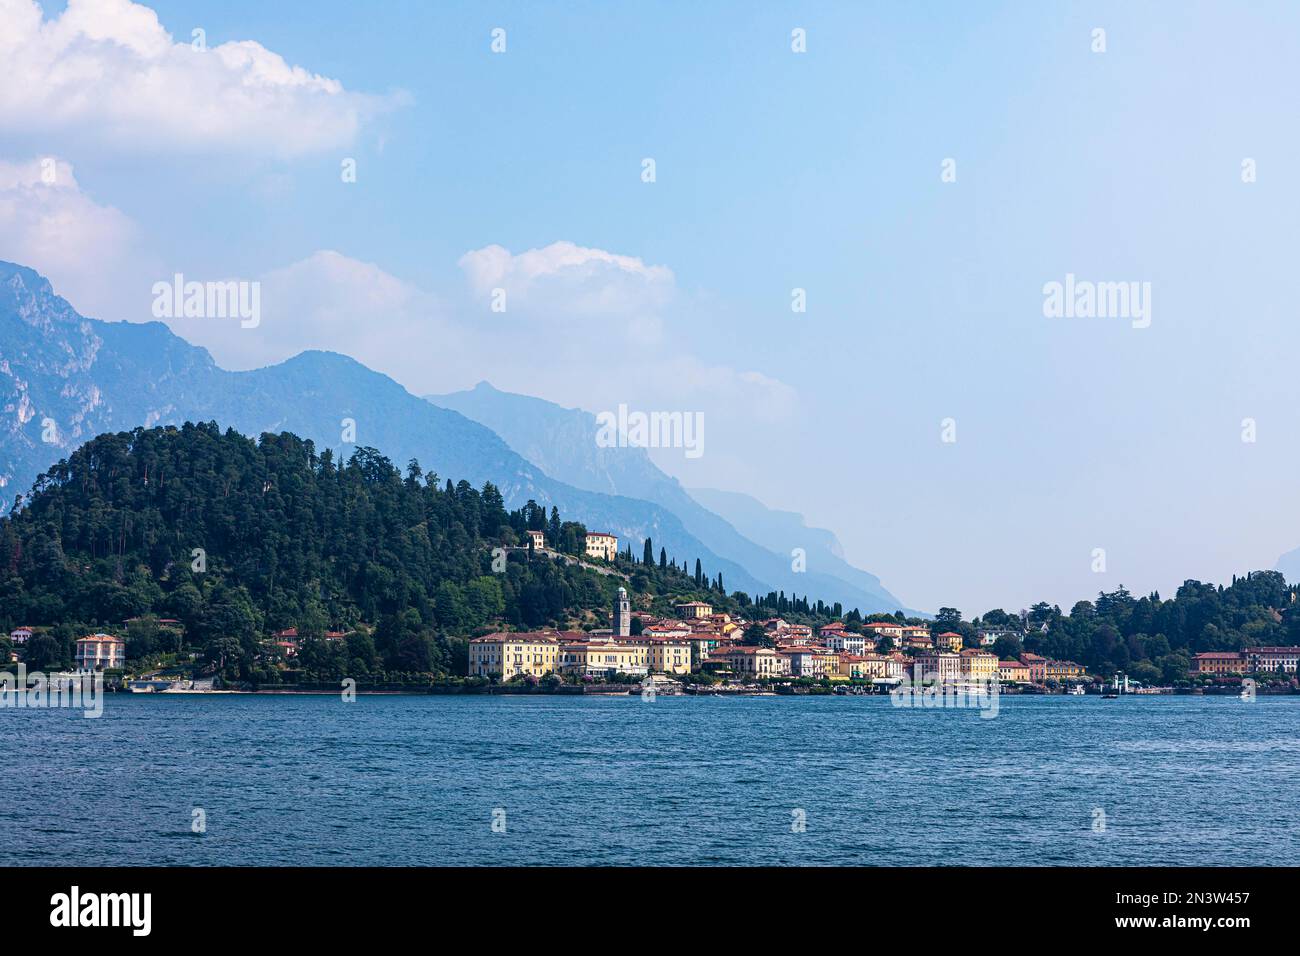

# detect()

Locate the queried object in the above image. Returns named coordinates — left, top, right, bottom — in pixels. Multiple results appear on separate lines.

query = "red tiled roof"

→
left=470, top=631, right=561, bottom=644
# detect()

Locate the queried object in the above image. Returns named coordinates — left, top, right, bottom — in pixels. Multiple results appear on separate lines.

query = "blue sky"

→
left=4, top=0, right=1300, bottom=614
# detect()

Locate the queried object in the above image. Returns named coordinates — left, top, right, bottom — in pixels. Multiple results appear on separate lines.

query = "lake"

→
left=4, top=693, right=1296, bottom=865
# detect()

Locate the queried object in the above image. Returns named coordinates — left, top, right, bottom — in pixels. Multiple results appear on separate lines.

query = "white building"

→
left=1246, top=646, right=1300, bottom=673
left=823, top=632, right=867, bottom=655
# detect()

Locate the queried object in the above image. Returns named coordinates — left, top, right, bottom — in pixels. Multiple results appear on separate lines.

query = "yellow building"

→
left=960, top=649, right=998, bottom=684
left=639, top=637, right=693, bottom=675
left=840, top=653, right=902, bottom=680
left=935, top=631, right=964, bottom=652
left=469, top=632, right=559, bottom=679
left=674, top=601, right=713, bottom=619
left=1045, top=659, right=1086, bottom=682
left=1191, top=652, right=1247, bottom=675
left=557, top=639, right=649, bottom=677
left=998, top=659, right=1031, bottom=683
left=900, top=624, right=931, bottom=643
left=714, top=645, right=785, bottom=678
left=583, top=532, right=619, bottom=561
left=862, top=621, right=904, bottom=640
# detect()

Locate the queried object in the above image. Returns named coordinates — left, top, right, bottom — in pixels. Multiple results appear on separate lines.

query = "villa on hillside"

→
left=74, top=633, right=125, bottom=671
left=674, top=601, right=713, bottom=619
left=584, top=532, right=618, bottom=561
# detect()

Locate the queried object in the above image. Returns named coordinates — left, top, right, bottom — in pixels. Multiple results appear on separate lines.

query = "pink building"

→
left=75, top=633, right=125, bottom=671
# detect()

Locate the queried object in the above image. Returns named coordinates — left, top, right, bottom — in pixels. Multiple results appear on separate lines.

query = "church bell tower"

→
left=613, top=586, right=631, bottom=637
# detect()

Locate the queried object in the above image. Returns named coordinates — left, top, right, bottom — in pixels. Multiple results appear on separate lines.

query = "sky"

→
left=2, top=0, right=1299, bottom=615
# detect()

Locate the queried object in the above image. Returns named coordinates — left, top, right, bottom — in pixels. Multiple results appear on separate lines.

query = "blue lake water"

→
left=3, top=693, right=1297, bottom=865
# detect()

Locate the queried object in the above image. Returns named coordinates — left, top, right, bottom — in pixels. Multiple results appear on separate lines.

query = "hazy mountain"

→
left=1274, top=546, right=1300, bottom=585
left=0, top=260, right=769, bottom=597
left=684, top=486, right=901, bottom=609
left=428, top=382, right=907, bottom=612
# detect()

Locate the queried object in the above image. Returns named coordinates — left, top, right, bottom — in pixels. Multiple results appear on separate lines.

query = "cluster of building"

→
left=7, top=617, right=189, bottom=672
left=466, top=591, right=1094, bottom=688
left=1191, top=647, right=1300, bottom=675
left=267, top=627, right=351, bottom=658
left=6, top=627, right=127, bottom=671
left=15, top=598, right=1300, bottom=685
left=520, top=529, right=622, bottom=562
left=469, top=589, right=702, bottom=679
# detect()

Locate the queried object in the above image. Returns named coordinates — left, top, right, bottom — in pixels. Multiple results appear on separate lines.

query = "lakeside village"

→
left=465, top=592, right=1300, bottom=698
left=8, top=529, right=1300, bottom=699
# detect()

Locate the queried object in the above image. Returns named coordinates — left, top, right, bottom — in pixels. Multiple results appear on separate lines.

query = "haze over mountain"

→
left=683, top=486, right=901, bottom=611
left=428, top=382, right=907, bottom=612
left=0, top=260, right=784, bottom=601
left=1274, top=547, right=1300, bottom=588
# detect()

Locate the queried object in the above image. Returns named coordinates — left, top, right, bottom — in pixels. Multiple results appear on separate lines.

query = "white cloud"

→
left=0, top=0, right=392, bottom=157
left=460, top=241, right=674, bottom=294
left=453, top=241, right=799, bottom=480
left=458, top=241, right=675, bottom=330
left=164, top=250, right=457, bottom=380
left=181, top=241, right=797, bottom=452
left=0, top=157, right=149, bottom=317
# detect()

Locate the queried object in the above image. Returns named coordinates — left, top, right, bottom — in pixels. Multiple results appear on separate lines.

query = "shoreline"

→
left=108, top=684, right=1300, bottom=698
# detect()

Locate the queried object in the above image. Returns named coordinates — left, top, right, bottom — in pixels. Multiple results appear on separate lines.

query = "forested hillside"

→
left=0, top=423, right=682, bottom=679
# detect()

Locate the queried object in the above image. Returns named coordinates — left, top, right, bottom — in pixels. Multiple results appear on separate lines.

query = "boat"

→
left=128, top=679, right=175, bottom=693
left=1068, top=684, right=1085, bottom=696
left=1101, top=691, right=1119, bottom=699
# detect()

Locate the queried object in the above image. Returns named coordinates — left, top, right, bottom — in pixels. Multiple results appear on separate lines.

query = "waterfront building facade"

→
left=74, top=633, right=125, bottom=671
left=1191, top=651, right=1247, bottom=675
left=1020, top=653, right=1048, bottom=683
left=913, top=651, right=962, bottom=685
left=714, top=645, right=784, bottom=678
left=960, top=648, right=999, bottom=684
left=1245, top=646, right=1300, bottom=674
left=998, top=659, right=1031, bottom=683
left=1044, top=660, right=1086, bottom=682
left=469, top=632, right=560, bottom=679
left=557, top=640, right=650, bottom=678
